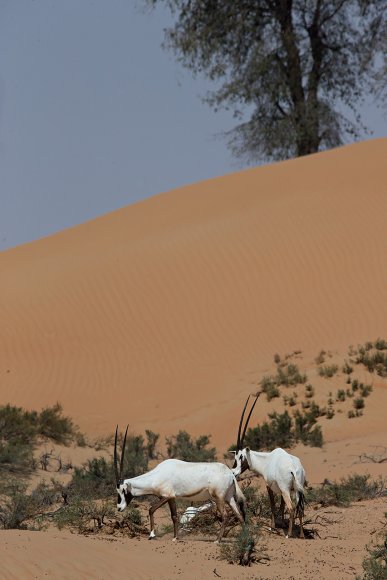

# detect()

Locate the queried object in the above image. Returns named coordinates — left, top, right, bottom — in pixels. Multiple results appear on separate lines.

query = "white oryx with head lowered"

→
left=114, top=426, right=246, bottom=542
left=230, top=395, right=306, bottom=538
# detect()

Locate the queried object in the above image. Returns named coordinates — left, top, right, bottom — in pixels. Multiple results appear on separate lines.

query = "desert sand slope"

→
left=1, top=139, right=387, bottom=445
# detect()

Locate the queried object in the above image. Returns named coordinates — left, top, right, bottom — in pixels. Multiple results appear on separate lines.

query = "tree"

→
left=146, top=1, right=386, bottom=161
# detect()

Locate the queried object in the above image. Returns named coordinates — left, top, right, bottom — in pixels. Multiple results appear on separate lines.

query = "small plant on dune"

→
left=359, top=384, right=373, bottom=398
left=342, top=361, right=354, bottom=375
left=315, top=350, right=327, bottom=365
left=166, top=431, right=216, bottom=462
left=318, top=364, right=339, bottom=378
left=219, top=524, right=268, bottom=567
left=259, top=363, right=307, bottom=401
left=336, top=389, right=346, bottom=402
left=353, top=397, right=365, bottom=411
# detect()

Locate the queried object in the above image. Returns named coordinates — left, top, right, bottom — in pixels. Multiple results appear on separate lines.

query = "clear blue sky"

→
left=0, top=1, right=385, bottom=250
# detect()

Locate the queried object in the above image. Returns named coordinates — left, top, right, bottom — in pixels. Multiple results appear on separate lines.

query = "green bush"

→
left=166, top=431, right=216, bottom=462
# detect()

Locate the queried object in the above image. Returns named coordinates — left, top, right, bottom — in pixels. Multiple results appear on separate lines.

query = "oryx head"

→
left=114, top=425, right=134, bottom=511
left=230, top=394, right=260, bottom=475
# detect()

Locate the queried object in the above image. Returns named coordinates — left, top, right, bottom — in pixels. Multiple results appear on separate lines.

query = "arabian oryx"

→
left=230, top=395, right=306, bottom=538
left=114, top=426, right=246, bottom=542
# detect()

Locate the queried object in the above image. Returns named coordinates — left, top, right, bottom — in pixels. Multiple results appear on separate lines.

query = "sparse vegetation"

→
left=306, top=475, right=386, bottom=507
left=318, top=364, right=339, bottom=378
left=259, top=363, right=306, bottom=401
left=355, top=339, right=387, bottom=377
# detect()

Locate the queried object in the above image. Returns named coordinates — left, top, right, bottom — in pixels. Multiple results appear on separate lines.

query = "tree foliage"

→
left=146, top=0, right=386, bottom=161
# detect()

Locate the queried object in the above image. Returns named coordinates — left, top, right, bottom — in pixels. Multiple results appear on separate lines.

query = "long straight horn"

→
left=119, top=425, right=129, bottom=480
left=114, top=425, right=120, bottom=485
left=240, top=393, right=261, bottom=448
left=237, top=396, right=251, bottom=450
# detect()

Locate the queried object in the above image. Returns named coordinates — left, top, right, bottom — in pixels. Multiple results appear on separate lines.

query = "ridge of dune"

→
left=1, top=138, right=387, bottom=446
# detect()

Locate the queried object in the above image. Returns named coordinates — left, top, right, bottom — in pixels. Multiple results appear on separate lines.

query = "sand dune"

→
left=1, top=138, right=387, bottom=579
left=1, top=138, right=387, bottom=447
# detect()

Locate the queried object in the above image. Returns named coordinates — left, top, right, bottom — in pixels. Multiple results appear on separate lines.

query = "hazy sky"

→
left=0, top=1, right=385, bottom=250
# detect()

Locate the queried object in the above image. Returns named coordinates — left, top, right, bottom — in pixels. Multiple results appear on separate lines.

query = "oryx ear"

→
left=245, top=446, right=250, bottom=452
left=228, top=450, right=236, bottom=456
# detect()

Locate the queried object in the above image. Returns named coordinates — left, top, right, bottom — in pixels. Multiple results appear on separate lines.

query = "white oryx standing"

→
left=114, top=426, right=246, bottom=542
left=230, top=395, right=306, bottom=539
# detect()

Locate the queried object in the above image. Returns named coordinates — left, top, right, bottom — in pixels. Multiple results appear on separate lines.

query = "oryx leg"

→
left=296, top=492, right=305, bottom=539
left=279, top=496, right=285, bottom=527
left=168, top=498, right=179, bottom=541
left=281, top=491, right=294, bottom=538
left=148, top=497, right=170, bottom=539
left=214, top=498, right=228, bottom=543
left=267, top=486, right=277, bottom=529
left=228, top=496, right=246, bottom=525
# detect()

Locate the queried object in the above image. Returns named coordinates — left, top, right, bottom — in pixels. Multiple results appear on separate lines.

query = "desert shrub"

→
left=360, top=512, right=387, bottom=579
left=112, top=505, right=145, bottom=537
left=353, top=397, right=365, bottom=410
left=276, top=363, right=307, bottom=387
left=337, top=389, right=346, bottom=402
left=260, top=364, right=306, bottom=401
left=53, top=496, right=114, bottom=534
left=260, top=376, right=279, bottom=401
left=219, top=525, right=267, bottom=567
left=293, top=405, right=324, bottom=447
left=37, top=403, right=76, bottom=444
left=0, top=440, right=35, bottom=476
left=242, top=485, right=271, bottom=520
left=240, top=404, right=324, bottom=451
left=145, top=430, right=159, bottom=459
left=0, top=403, right=82, bottom=479
left=264, top=383, right=280, bottom=401
left=342, top=361, right=353, bottom=375
left=166, top=431, right=216, bottom=462
left=356, top=340, right=387, bottom=377
left=243, top=411, right=293, bottom=450
left=0, top=481, right=47, bottom=530
left=306, top=475, right=386, bottom=507
left=318, top=364, right=339, bottom=378
left=70, top=457, right=115, bottom=499
left=359, top=384, right=373, bottom=398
